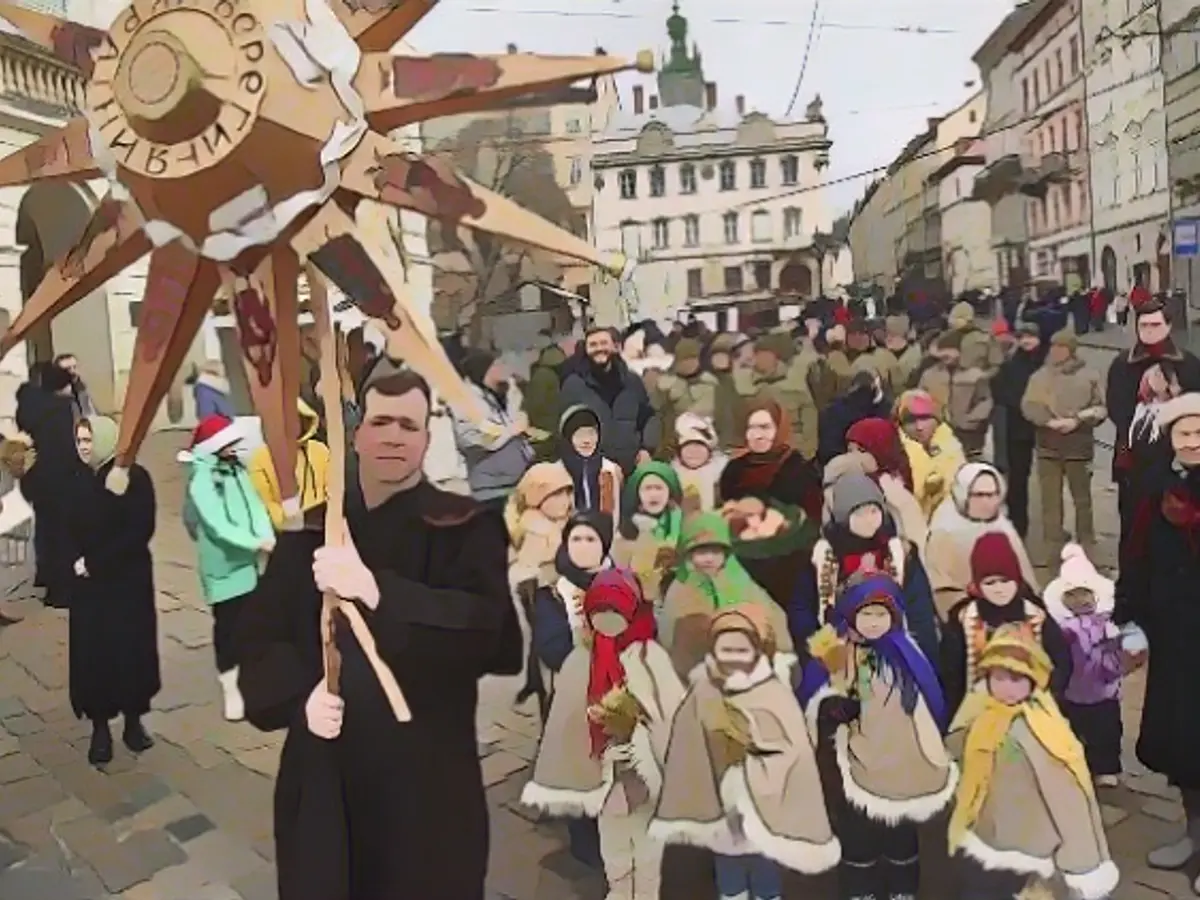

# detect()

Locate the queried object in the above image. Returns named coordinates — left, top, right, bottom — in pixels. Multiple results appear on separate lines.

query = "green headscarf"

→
left=86, top=415, right=119, bottom=469
left=674, top=511, right=761, bottom=608
left=623, top=461, right=683, bottom=542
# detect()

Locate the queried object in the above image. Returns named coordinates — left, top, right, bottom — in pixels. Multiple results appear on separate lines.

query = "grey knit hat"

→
left=829, top=473, right=886, bottom=525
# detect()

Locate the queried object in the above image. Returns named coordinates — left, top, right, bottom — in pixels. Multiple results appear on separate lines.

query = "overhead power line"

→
left=785, top=0, right=823, bottom=117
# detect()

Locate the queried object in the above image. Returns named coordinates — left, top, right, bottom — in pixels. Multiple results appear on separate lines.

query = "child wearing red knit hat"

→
left=938, top=531, right=1073, bottom=720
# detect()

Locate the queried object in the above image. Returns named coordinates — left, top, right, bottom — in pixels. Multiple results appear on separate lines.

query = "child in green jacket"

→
left=179, top=415, right=275, bottom=721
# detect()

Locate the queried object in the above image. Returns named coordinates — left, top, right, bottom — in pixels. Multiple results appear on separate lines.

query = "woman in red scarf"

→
left=522, top=569, right=684, bottom=900
left=718, top=398, right=822, bottom=608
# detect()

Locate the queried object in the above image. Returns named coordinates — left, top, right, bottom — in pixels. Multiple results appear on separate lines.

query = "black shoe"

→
left=88, top=722, right=113, bottom=767
left=122, top=717, right=154, bottom=753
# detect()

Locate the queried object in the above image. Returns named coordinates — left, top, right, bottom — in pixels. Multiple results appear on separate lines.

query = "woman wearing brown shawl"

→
left=650, top=605, right=840, bottom=899
left=718, top=399, right=821, bottom=607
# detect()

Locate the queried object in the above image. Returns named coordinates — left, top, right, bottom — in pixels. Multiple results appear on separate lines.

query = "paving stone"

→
left=0, top=696, right=27, bottom=719
left=4, top=797, right=91, bottom=852
left=56, top=815, right=185, bottom=893
left=480, top=751, right=528, bottom=788
left=1141, top=797, right=1184, bottom=823
left=231, top=867, right=279, bottom=900
left=52, top=762, right=128, bottom=815
left=0, top=835, right=28, bottom=872
left=0, top=851, right=98, bottom=900
left=0, top=732, right=19, bottom=758
left=164, top=813, right=216, bottom=843
left=0, top=774, right=67, bottom=824
left=1, top=711, right=45, bottom=736
left=1132, top=865, right=1193, bottom=896
left=124, top=794, right=200, bottom=833
left=145, top=860, right=214, bottom=896
left=1126, top=773, right=1178, bottom=801
left=182, top=740, right=234, bottom=770
left=235, top=746, right=280, bottom=778
left=18, top=732, right=80, bottom=768
left=0, top=748, right=46, bottom=783
left=179, top=830, right=272, bottom=884
left=1100, top=803, right=1131, bottom=829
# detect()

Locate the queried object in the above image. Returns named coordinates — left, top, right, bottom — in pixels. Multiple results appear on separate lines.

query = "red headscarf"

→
left=583, top=569, right=657, bottom=757
left=845, top=417, right=914, bottom=491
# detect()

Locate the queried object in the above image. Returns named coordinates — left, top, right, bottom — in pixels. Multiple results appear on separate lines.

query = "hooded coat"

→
left=247, top=398, right=331, bottom=530
left=67, top=416, right=161, bottom=721
left=181, top=449, right=274, bottom=605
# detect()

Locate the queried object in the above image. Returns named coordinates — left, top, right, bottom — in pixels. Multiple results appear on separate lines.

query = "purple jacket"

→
left=1060, top=612, right=1122, bottom=705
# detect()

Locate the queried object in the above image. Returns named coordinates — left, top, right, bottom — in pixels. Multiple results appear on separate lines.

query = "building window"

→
left=723, top=211, right=739, bottom=244
left=1049, top=125, right=1057, bottom=153
left=751, top=209, right=771, bottom=242
left=1033, top=69, right=1040, bottom=107
left=1022, top=78, right=1030, bottom=113
left=1055, top=49, right=1064, bottom=88
left=652, top=217, right=670, bottom=249
left=1069, top=36, right=1079, bottom=75
left=568, top=156, right=583, bottom=186
left=1074, top=112, right=1083, bottom=151
left=619, top=169, right=637, bottom=199
left=1132, top=151, right=1142, bottom=195
left=724, top=265, right=743, bottom=293
left=679, top=163, right=697, bottom=194
left=783, top=206, right=802, bottom=237
left=719, top=160, right=736, bottom=191
left=780, top=155, right=799, bottom=185
left=683, top=214, right=700, bottom=246
left=1063, top=183, right=1073, bottom=220
left=649, top=165, right=666, bottom=198
left=753, top=261, right=771, bottom=290
left=1044, top=60, right=1052, bottom=96
left=750, top=158, right=767, bottom=189
left=687, top=268, right=703, bottom=297
left=1051, top=190, right=1061, bottom=227
left=565, top=117, right=582, bottom=134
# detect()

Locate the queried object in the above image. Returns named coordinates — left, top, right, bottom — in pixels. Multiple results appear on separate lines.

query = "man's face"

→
left=57, top=355, right=77, bottom=376
left=1137, top=311, right=1170, bottom=346
left=1171, top=415, right=1200, bottom=466
left=847, top=331, right=870, bottom=352
left=752, top=349, right=777, bottom=375
left=1017, top=334, right=1040, bottom=353
left=987, top=668, right=1033, bottom=705
left=675, top=356, right=700, bottom=377
left=585, top=331, right=615, bottom=368
left=353, top=387, right=430, bottom=484
left=709, top=351, right=730, bottom=372
left=712, top=630, right=757, bottom=673
left=885, top=334, right=907, bottom=352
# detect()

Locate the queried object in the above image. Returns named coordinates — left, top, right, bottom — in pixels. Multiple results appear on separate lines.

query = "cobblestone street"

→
left=0, top=341, right=1192, bottom=899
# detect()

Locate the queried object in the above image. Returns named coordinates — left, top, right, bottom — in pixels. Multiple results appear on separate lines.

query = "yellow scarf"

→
left=948, top=688, right=1092, bottom=852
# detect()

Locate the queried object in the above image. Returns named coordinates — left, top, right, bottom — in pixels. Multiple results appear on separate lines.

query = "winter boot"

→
left=122, top=715, right=154, bottom=753
left=219, top=668, right=245, bottom=722
left=87, top=719, right=112, bottom=767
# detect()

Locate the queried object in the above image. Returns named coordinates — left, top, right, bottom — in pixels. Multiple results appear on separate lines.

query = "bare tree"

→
left=429, top=113, right=576, bottom=332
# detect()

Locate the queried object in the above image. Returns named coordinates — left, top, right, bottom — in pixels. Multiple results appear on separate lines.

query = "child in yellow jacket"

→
left=247, top=398, right=330, bottom=529
left=896, top=389, right=966, bottom=518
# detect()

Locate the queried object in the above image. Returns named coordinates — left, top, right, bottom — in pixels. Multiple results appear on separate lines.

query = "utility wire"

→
left=785, top=0, right=823, bottom=117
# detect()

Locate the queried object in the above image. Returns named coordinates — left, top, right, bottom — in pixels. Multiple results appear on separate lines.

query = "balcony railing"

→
left=0, top=32, right=84, bottom=118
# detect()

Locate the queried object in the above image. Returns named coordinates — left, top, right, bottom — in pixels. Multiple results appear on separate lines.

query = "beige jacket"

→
left=948, top=715, right=1118, bottom=899
left=649, top=655, right=841, bottom=874
left=521, top=641, right=685, bottom=819
left=1020, top=356, right=1106, bottom=461
left=918, top=364, right=993, bottom=436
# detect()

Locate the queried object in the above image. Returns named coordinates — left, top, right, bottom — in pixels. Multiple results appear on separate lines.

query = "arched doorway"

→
left=1100, top=245, right=1117, bottom=292
left=16, top=183, right=115, bottom=413
left=1157, top=233, right=1172, bottom=291
left=779, top=261, right=814, bottom=298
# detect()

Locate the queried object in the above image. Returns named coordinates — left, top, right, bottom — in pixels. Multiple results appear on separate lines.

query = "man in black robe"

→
left=236, top=365, right=523, bottom=900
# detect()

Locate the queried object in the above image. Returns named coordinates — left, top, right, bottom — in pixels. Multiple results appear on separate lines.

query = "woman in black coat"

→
left=1116, top=395, right=1200, bottom=875
left=68, top=416, right=160, bottom=766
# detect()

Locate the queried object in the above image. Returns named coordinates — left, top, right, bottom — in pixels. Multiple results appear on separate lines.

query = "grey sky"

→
left=409, top=0, right=1016, bottom=213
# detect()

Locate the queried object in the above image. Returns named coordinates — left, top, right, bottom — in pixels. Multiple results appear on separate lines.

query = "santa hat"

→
left=1043, top=543, right=1114, bottom=623
left=969, top=531, right=1023, bottom=588
left=1156, top=392, right=1200, bottom=433
left=675, top=412, right=716, bottom=449
left=176, top=415, right=243, bottom=463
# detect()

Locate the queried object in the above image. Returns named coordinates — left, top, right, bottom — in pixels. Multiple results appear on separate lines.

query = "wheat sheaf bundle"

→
left=0, top=433, right=35, bottom=479
left=588, top=685, right=645, bottom=744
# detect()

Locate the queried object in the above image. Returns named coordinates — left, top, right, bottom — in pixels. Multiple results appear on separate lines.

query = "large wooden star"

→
left=0, top=0, right=644, bottom=505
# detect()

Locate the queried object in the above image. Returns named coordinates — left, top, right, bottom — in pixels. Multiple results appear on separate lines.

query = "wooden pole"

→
left=307, top=264, right=346, bottom=695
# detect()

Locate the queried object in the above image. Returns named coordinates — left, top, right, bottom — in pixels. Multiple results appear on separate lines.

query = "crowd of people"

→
left=3, top=285, right=1200, bottom=900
